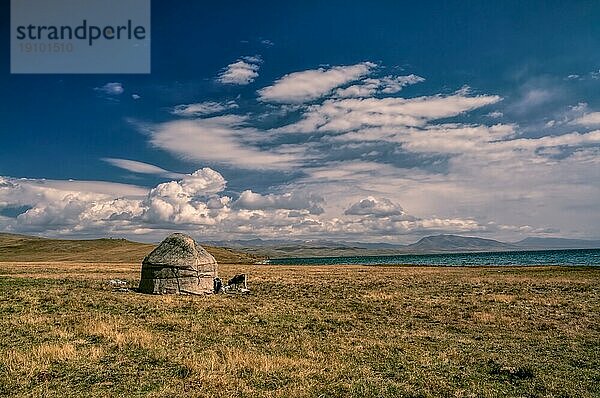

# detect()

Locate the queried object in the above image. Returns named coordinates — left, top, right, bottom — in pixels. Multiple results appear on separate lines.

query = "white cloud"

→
left=287, top=149, right=599, bottom=241
left=132, top=94, right=141, bottom=100
left=171, top=101, right=238, bottom=117
left=334, top=81, right=380, bottom=98
left=306, top=121, right=600, bottom=240
left=6, top=61, right=600, bottom=242
left=570, top=102, right=588, bottom=113
left=345, top=196, right=410, bottom=218
left=169, top=168, right=226, bottom=195
left=486, top=111, right=503, bottom=118
left=0, top=170, right=231, bottom=235
left=102, top=158, right=182, bottom=178
left=217, top=56, right=262, bottom=85
left=2, top=146, right=599, bottom=241
left=129, top=64, right=600, bottom=240
left=10, top=178, right=147, bottom=198
left=234, top=190, right=324, bottom=215
left=276, top=94, right=502, bottom=133
left=0, top=170, right=503, bottom=241
left=257, top=62, right=375, bottom=103
left=0, top=176, right=144, bottom=234
left=332, top=123, right=515, bottom=153
left=141, top=168, right=229, bottom=225
left=147, top=115, right=301, bottom=169
left=331, top=122, right=600, bottom=159
left=572, top=112, right=600, bottom=126
left=94, top=82, right=124, bottom=95
left=334, top=74, right=424, bottom=98
left=380, top=74, right=425, bottom=93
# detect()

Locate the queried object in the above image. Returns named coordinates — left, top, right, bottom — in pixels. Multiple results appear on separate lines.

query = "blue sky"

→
left=1, top=1, right=600, bottom=242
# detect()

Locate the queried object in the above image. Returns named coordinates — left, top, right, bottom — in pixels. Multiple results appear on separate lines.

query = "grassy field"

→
left=0, top=260, right=598, bottom=397
left=0, top=233, right=261, bottom=264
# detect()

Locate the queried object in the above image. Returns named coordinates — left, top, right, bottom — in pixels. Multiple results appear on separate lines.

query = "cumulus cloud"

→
left=217, top=56, right=262, bottom=85
left=141, top=168, right=228, bottom=225
left=0, top=169, right=509, bottom=241
left=302, top=126, right=600, bottom=240
left=0, top=176, right=145, bottom=234
left=162, top=168, right=226, bottom=196
left=94, top=82, right=124, bottom=95
left=171, top=101, right=238, bottom=117
left=257, top=62, right=375, bottom=103
left=0, top=170, right=230, bottom=235
left=345, top=196, right=407, bottom=217
left=133, top=62, right=600, bottom=240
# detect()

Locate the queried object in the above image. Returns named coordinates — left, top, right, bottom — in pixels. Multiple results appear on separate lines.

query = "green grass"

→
left=0, top=262, right=598, bottom=397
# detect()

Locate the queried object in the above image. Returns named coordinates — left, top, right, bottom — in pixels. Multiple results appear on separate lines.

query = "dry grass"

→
left=0, top=233, right=261, bottom=264
left=0, top=262, right=598, bottom=397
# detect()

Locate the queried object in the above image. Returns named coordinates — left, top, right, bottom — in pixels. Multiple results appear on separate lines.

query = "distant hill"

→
left=1, top=232, right=598, bottom=262
left=207, top=238, right=408, bottom=258
left=218, top=235, right=519, bottom=258
left=0, top=233, right=261, bottom=264
left=405, top=235, right=516, bottom=253
left=514, top=237, right=600, bottom=250
left=212, top=234, right=600, bottom=258
left=209, top=238, right=407, bottom=250
left=235, top=245, right=409, bottom=259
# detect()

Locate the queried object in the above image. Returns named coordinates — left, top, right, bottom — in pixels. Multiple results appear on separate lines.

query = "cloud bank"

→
left=6, top=60, right=600, bottom=242
left=0, top=170, right=506, bottom=241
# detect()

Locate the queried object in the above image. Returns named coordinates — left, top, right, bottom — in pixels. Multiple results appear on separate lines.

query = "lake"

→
left=267, top=248, right=600, bottom=266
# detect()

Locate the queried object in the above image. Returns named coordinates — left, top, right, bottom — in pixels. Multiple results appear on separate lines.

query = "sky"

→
left=1, top=1, right=600, bottom=243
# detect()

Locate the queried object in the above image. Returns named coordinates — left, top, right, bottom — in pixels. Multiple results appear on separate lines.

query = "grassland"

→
left=0, top=259, right=598, bottom=397
left=0, top=233, right=261, bottom=264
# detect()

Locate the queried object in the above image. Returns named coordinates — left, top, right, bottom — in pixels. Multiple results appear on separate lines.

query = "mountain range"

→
left=209, top=235, right=600, bottom=258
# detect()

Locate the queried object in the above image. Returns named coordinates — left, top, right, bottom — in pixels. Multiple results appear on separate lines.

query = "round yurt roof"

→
left=142, top=233, right=216, bottom=267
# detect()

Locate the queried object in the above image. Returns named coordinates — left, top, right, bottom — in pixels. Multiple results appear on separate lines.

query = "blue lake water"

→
left=267, top=249, right=600, bottom=266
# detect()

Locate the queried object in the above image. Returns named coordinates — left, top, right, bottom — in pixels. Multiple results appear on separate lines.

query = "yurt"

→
left=138, top=233, right=218, bottom=294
